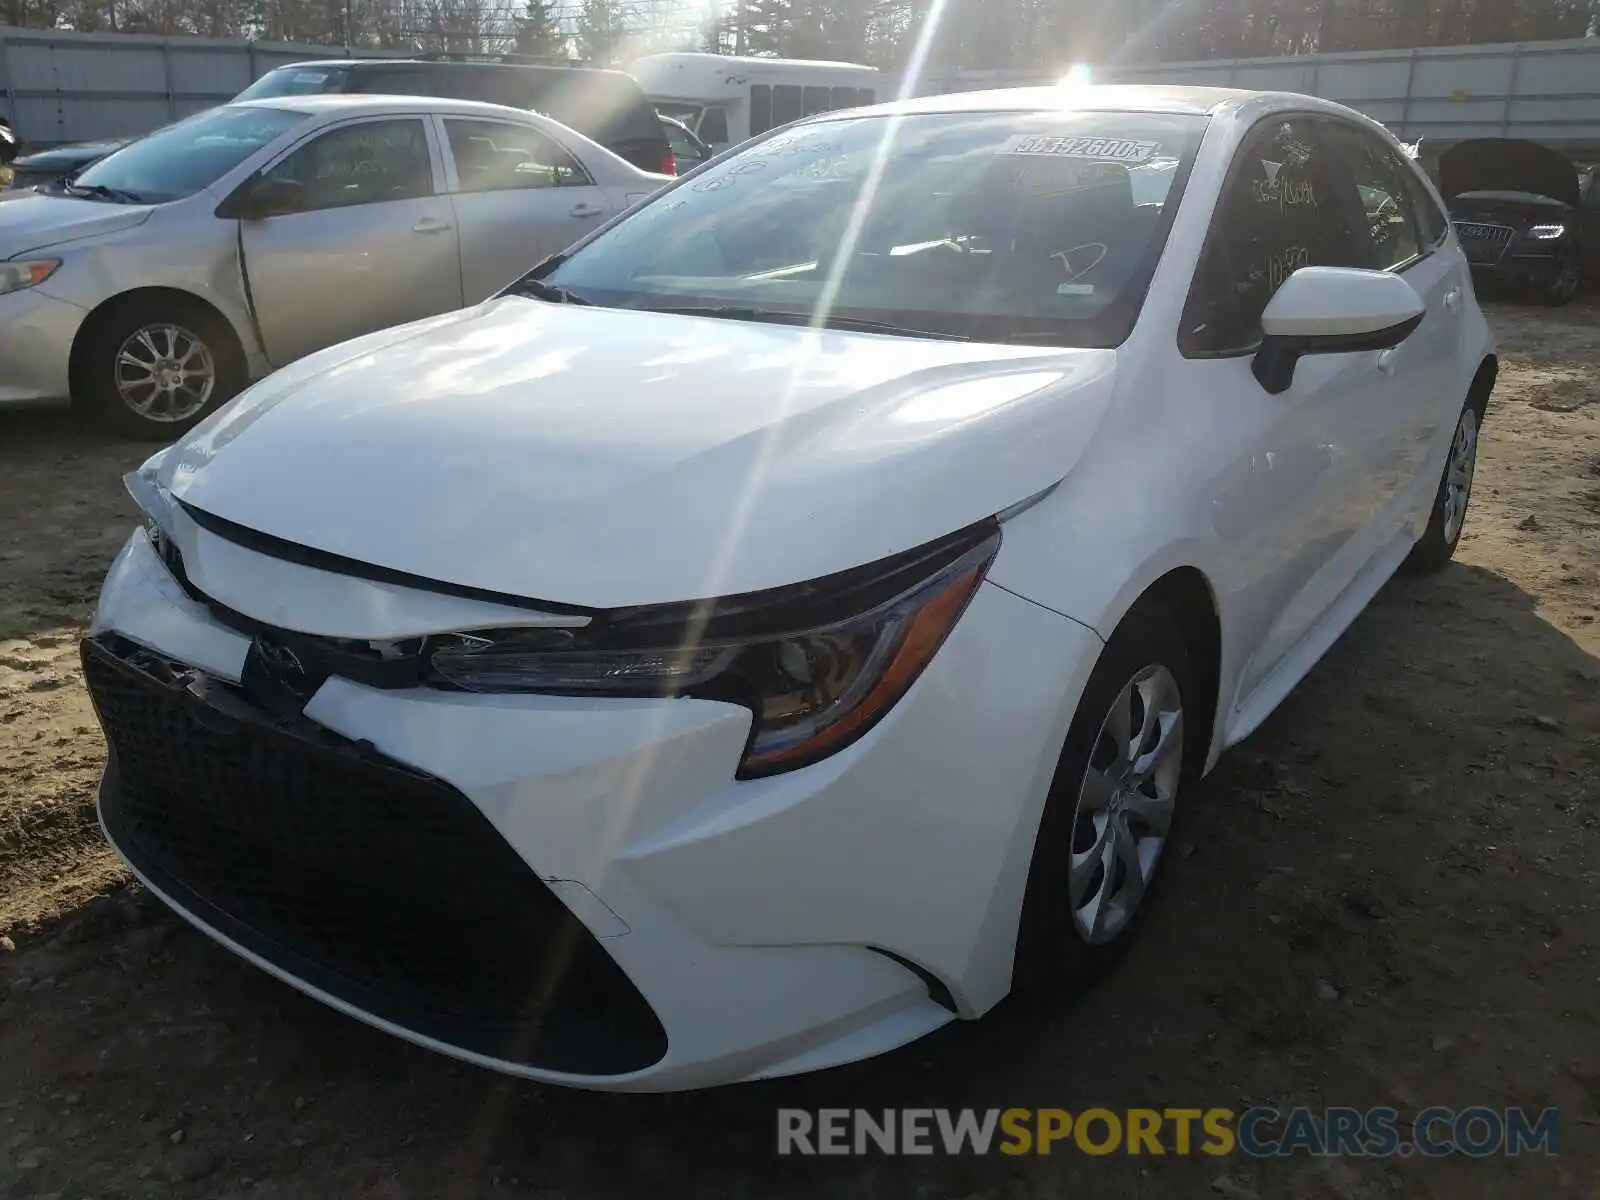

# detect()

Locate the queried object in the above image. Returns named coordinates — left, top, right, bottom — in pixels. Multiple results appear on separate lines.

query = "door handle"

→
left=569, top=203, right=604, bottom=219
left=1377, top=348, right=1399, bottom=375
left=1444, top=288, right=1462, bottom=312
left=412, top=218, right=453, bottom=234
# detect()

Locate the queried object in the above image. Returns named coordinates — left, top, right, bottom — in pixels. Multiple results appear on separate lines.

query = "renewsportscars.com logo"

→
left=777, top=1107, right=1560, bottom=1158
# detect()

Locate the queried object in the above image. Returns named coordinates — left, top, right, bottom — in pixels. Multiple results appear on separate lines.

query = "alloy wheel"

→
left=1067, top=663, right=1184, bottom=946
left=1441, top=406, right=1479, bottom=546
left=115, top=323, right=217, bottom=424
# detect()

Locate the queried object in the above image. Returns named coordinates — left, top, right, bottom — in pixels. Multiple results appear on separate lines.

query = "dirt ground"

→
left=2, top=300, right=1597, bottom=1199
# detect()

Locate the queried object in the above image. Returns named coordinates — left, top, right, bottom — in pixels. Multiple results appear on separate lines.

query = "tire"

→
left=1012, top=600, right=1194, bottom=1000
left=75, top=297, right=245, bottom=440
left=1541, top=249, right=1583, bottom=307
left=1405, top=398, right=1482, bottom=575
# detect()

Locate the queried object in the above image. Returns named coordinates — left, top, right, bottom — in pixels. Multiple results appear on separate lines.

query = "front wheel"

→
left=76, top=298, right=245, bottom=439
left=1013, top=601, right=1193, bottom=998
left=1405, top=401, right=1481, bottom=574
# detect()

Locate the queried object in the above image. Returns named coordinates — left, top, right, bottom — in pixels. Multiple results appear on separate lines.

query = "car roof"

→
left=272, top=58, right=638, bottom=80
left=230, top=93, right=552, bottom=121
left=814, top=83, right=1358, bottom=121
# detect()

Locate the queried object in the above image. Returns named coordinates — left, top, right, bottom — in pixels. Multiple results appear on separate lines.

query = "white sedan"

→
left=86, top=85, right=1494, bottom=1091
left=0, top=95, right=667, bottom=436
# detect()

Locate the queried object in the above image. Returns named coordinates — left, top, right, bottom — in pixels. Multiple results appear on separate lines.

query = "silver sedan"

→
left=0, top=95, right=669, bottom=437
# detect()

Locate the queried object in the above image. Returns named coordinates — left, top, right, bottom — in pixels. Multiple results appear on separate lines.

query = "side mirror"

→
left=228, top=177, right=306, bottom=220
left=1252, top=266, right=1425, bottom=395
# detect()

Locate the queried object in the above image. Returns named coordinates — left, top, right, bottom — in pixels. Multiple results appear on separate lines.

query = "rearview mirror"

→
left=236, top=177, right=306, bottom=219
left=1252, top=266, right=1425, bottom=395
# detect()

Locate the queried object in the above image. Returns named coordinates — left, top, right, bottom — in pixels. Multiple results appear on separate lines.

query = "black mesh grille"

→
left=83, top=636, right=667, bottom=1075
left=1454, top=222, right=1513, bottom=265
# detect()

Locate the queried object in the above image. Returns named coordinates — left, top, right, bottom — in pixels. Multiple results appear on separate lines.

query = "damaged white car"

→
left=86, top=85, right=1496, bottom=1092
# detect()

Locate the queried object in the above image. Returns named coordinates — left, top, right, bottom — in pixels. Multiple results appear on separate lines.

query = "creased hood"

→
left=1439, top=138, right=1580, bottom=209
left=158, top=298, right=1118, bottom=609
left=0, top=193, right=152, bottom=255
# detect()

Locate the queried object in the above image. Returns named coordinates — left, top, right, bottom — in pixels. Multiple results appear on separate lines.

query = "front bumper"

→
left=85, top=523, right=1101, bottom=1091
left=0, top=285, right=82, bottom=403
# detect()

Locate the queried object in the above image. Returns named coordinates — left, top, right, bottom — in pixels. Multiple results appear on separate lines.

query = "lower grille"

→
left=82, top=636, right=667, bottom=1076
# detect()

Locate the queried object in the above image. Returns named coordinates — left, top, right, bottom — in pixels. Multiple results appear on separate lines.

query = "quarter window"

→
left=444, top=119, right=592, bottom=192
left=1321, top=122, right=1425, bottom=269
left=1180, top=118, right=1371, bottom=356
left=261, top=119, right=434, bottom=211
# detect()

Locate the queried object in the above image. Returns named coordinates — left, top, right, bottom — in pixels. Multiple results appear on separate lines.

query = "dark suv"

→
left=236, top=59, right=676, bottom=175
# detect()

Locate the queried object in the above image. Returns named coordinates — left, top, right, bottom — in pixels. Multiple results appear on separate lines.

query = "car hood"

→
left=1439, top=138, right=1580, bottom=209
left=156, top=298, right=1119, bottom=609
left=0, top=192, right=152, bottom=255
left=11, top=138, right=128, bottom=172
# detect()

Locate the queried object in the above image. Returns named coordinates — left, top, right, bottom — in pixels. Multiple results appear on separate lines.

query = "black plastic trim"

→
left=1251, top=310, right=1425, bottom=395
left=177, top=501, right=599, bottom=617
left=84, top=635, right=668, bottom=1077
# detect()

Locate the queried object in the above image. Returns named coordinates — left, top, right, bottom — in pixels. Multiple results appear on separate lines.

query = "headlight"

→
left=429, top=524, right=1002, bottom=777
left=0, top=259, right=61, bottom=296
left=1528, top=224, right=1567, bottom=240
left=123, top=465, right=181, bottom=564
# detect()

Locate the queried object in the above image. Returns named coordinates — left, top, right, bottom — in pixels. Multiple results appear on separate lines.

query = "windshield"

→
left=544, top=110, right=1206, bottom=346
left=73, top=106, right=308, bottom=204
left=235, top=65, right=349, bottom=101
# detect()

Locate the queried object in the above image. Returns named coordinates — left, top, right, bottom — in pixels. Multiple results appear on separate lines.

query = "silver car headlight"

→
left=124, top=465, right=180, bottom=558
left=0, top=259, right=61, bottom=296
left=428, top=524, right=1002, bottom=778
left=1528, top=224, right=1567, bottom=240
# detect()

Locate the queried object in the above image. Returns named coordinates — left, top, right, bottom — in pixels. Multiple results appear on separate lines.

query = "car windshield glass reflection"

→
left=71, top=106, right=309, bottom=205
left=545, top=110, right=1207, bottom=346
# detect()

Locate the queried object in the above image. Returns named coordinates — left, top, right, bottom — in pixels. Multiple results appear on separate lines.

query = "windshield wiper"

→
left=66, top=182, right=146, bottom=205
left=505, top=277, right=591, bottom=305
left=634, top=305, right=966, bottom=341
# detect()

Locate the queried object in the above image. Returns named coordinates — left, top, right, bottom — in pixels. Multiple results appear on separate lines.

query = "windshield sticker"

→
left=292, top=71, right=330, bottom=84
left=1000, top=135, right=1160, bottom=163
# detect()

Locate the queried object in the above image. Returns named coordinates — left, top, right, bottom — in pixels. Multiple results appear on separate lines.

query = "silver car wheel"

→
left=1441, top=406, right=1478, bottom=546
left=115, top=323, right=216, bottom=424
left=1068, top=663, right=1184, bottom=946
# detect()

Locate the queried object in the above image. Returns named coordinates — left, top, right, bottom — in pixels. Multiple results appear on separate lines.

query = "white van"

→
left=629, top=53, right=884, bottom=152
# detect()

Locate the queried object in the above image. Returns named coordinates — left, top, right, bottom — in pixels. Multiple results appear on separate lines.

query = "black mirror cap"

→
left=217, top=177, right=306, bottom=221
left=1252, top=310, right=1425, bottom=395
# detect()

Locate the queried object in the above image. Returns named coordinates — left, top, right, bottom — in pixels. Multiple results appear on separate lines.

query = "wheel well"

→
left=1139, top=567, right=1222, bottom=778
left=1467, top=355, right=1497, bottom=420
left=69, top=287, right=244, bottom=402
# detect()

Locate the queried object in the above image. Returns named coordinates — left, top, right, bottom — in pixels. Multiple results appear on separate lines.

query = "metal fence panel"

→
left=0, top=27, right=395, bottom=147
left=948, top=35, right=1600, bottom=150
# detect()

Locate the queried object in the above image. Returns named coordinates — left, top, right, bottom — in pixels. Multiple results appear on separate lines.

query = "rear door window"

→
left=1320, top=121, right=1426, bottom=269
left=445, top=119, right=592, bottom=191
